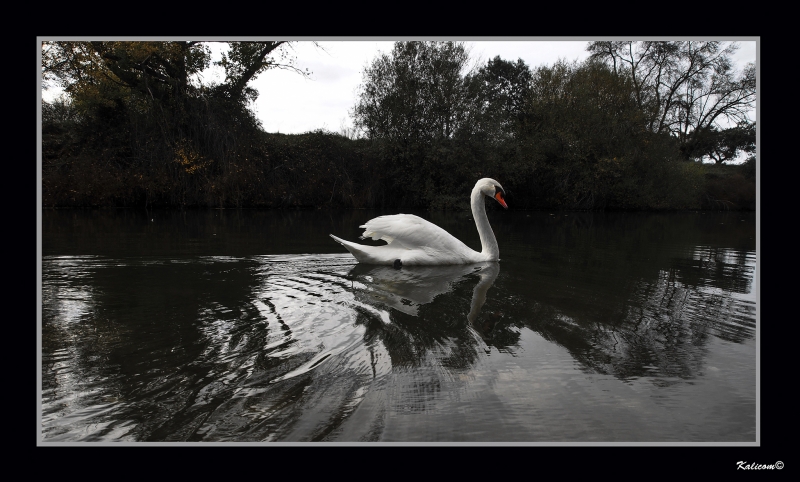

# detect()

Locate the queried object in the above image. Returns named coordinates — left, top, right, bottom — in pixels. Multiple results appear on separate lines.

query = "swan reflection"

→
left=466, top=262, right=501, bottom=337
left=347, top=262, right=500, bottom=326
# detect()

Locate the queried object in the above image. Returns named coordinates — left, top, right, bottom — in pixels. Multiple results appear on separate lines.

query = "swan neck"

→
left=471, top=186, right=499, bottom=259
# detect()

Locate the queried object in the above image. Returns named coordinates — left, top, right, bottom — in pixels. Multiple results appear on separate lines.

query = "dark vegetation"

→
left=41, top=40, right=756, bottom=210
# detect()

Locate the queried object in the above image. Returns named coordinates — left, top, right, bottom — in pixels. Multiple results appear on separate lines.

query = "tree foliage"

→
left=41, top=40, right=754, bottom=211
left=517, top=59, right=702, bottom=209
left=348, top=42, right=712, bottom=210
left=351, top=41, right=474, bottom=206
left=40, top=40, right=311, bottom=207
left=462, top=56, right=532, bottom=143
left=352, top=41, right=472, bottom=143
left=587, top=41, right=756, bottom=160
left=684, top=121, right=756, bottom=165
left=42, top=41, right=302, bottom=106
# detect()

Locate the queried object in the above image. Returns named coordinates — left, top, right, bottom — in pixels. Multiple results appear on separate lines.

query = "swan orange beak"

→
left=495, top=192, right=508, bottom=209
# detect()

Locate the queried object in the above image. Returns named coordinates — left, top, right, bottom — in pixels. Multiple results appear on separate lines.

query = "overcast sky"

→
left=241, top=41, right=601, bottom=134
left=42, top=39, right=757, bottom=135
left=235, top=40, right=757, bottom=135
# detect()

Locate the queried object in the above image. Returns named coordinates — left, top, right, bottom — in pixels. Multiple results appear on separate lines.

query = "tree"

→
left=515, top=58, right=702, bottom=210
left=684, top=121, right=756, bottom=164
left=462, top=56, right=532, bottom=143
left=42, top=41, right=305, bottom=105
left=352, top=41, right=471, bottom=144
left=520, top=59, right=645, bottom=207
left=215, top=41, right=310, bottom=102
left=351, top=41, right=474, bottom=206
left=587, top=41, right=756, bottom=158
left=40, top=40, right=310, bottom=207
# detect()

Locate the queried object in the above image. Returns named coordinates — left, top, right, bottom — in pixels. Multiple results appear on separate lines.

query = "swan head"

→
left=476, top=178, right=508, bottom=209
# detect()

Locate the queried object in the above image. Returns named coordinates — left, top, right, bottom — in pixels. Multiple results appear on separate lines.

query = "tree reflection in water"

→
left=41, top=209, right=756, bottom=442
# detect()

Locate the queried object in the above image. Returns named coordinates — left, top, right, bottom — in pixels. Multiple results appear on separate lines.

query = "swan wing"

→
left=360, top=214, right=473, bottom=253
left=331, top=214, right=484, bottom=265
left=329, top=234, right=409, bottom=264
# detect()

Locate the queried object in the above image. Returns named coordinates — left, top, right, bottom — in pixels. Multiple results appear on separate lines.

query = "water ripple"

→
left=41, top=213, right=757, bottom=443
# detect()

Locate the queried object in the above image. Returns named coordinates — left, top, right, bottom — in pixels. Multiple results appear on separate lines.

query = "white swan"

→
left=330, top=178, right=508, bottom=266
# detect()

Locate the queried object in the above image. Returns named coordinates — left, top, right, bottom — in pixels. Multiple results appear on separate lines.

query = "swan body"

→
left=330, top=178, right=507, bottom=265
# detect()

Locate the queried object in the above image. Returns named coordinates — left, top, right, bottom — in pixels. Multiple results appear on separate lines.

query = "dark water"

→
left=40, top=208, right=757, bottom=443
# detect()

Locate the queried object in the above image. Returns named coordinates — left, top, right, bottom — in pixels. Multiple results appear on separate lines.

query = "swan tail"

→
left=329, top=234, right=374, bottom=263
left=329, top=234, right=354, bottom=250
left=329, top=234, right=402, bottom=265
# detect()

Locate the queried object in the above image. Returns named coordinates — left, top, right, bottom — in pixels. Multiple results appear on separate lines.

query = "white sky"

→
left=233, top=39, right=758, bottom=134
left=244, top=41, right=601, bottom=134
left=42, top=39, right=757, bottom=135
